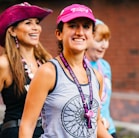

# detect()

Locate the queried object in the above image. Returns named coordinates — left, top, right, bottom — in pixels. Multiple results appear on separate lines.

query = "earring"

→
left=14, top=36, right=19, bottom=48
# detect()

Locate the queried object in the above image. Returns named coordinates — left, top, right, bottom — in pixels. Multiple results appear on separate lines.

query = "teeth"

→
left=73, top=38, right=83, bottom=42
left=30, top=34, right=38, bottom=37
left=29, top=34, right=39, bottom=39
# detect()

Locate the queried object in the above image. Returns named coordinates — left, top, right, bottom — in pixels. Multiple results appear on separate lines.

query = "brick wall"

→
left=0, top=0, right=139, bottom=93
left=91, top=0, right=139, bottom=93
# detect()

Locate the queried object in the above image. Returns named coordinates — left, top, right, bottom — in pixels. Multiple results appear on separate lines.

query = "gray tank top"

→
left=41, top=59, right=100, bottom=138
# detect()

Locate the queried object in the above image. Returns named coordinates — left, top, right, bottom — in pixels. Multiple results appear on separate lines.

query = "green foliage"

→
left=116, top=127, right=139, bottom=138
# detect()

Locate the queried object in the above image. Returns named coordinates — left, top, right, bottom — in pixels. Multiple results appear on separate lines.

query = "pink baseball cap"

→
left=56, top=4, right=96, bottom=25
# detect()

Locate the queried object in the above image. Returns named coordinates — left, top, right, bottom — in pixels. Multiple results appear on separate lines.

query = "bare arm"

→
left=19, top=62, right=56, bottom=138
left=0, top=55, right=12, bottom=92
left=97, top=108, right=113, bottom=138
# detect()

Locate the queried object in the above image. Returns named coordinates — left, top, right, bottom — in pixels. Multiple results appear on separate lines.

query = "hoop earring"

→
left=14, top=36, right=19, bottom=48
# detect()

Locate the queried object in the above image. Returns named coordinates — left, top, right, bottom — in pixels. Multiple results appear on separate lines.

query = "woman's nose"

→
left=32, top=24, right=37, bottom=30
left=101, top=40, right=109, bottom=49
left=75, top=26, right=84, bottom=35
left=32, top=23, right=40, bottom=30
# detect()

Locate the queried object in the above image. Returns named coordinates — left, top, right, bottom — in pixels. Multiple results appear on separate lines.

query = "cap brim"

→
left=57, top=12, right=96, bottom=24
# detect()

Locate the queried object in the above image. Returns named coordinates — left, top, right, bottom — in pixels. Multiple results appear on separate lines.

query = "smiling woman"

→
left=11, top=18, right=42, bottom=48
left=0, top=2, right=53, bottom=138
left=19, top=4, right=113, bottom=138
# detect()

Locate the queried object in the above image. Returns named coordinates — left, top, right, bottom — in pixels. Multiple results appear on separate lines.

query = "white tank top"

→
left=41, top=59, right=100, bottom=138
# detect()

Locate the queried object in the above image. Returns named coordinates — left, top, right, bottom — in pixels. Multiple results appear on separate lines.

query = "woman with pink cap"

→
left=0, top=2, right=52, bottom=138
left=19, top=4, right=112, bottom=138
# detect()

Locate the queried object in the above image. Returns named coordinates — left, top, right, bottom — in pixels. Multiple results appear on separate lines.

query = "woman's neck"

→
left=62, top=51, right=85, bottom=68
left=19, top=46, right=35, bottom=62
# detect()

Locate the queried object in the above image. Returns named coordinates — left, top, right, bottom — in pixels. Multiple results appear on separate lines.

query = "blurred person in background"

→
left=85, top=19, right=117, bottom=138
left=0, top=2, right=52, bottom=138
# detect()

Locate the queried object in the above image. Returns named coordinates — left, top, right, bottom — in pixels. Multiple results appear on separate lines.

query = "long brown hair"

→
left=5, top=30, right=52, bottom=96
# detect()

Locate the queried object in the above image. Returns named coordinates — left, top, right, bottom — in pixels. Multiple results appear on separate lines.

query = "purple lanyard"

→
left=60, top=53, right=93, bottom=128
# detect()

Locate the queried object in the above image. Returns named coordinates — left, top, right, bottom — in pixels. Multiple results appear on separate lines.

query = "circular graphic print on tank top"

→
left=61, top=95, right=99, bottom=138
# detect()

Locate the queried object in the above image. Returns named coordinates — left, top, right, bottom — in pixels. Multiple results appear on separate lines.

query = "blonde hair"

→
left=94, top=23, right=111, bottom=40
left=5, top=30, right=52, bottom=96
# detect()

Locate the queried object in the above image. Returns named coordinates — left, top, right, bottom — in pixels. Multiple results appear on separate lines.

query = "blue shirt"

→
left=90, top=58, right=116, bottom=134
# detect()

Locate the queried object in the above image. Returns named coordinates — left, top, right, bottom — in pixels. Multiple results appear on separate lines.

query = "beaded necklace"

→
left=22, top=58, right=41, bottom=80
left=59, top=53, right=94, bottom=128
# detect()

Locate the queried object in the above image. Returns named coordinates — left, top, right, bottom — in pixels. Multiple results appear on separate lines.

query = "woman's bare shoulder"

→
left=34, top=61, right=56, bottom=80
left=0, top=54, right=9, bottom=69
left=32, top=61, right=56, bottom=91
